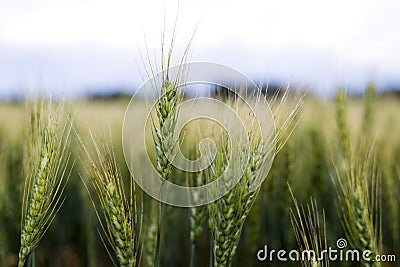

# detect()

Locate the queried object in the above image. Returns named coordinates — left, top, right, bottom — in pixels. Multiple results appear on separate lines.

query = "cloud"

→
left=0, top=0, right=399, bottom=97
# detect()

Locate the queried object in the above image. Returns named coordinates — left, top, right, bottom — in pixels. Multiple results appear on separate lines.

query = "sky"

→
left=0, top=0, right=399, bottom=99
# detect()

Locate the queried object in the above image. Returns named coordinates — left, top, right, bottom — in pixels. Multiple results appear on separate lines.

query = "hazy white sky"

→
left=0, top=0, right=399, bottom=98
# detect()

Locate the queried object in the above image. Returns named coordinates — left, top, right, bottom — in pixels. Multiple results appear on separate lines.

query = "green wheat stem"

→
left=154, top=181, right=164, bottom=267
left=143, top=199, right=157, bottom=267
left=209, top=234, right=213, bottom=267
left=30, top=251, right=35, bottom=267
left=189, top=243, right=196, bottom=267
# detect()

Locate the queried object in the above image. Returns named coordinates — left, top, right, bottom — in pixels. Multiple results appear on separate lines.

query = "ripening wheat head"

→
left=208, top=89, right=303, bottom=267
left=18, top=99, right=71, bottom=267
left=289, top=187, right=329, bottom=267
left=80, top=131, right=143, bottom=267
left=333, top=148, right=381, bottom=267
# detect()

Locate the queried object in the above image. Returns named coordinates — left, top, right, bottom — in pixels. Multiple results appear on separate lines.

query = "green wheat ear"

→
left=18, top=99, right=72, bottom=267
left=362, top=82, right=376, bottom=135
left=79, top=132, right=143, bottom=267
left=335, top=88, right=350, bottom=160
left=333, top=149, right=382, bottom=267
left=208, top=90, right=303, bottom=267
left=144, top=24, right=195, bottom=267
left=333, top=88, right=382, bottom=267
left=289, top=186, right=329, bottom=267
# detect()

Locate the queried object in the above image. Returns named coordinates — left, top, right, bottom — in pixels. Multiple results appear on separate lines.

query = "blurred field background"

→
left=0, top=88, right=399, bottom=267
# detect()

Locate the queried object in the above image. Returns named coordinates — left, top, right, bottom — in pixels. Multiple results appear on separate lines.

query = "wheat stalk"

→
left=379, top=147, right=399, bottom=249
left=207, top=139, right=234, bottom=267
left=145, top=24, right=194, bottom=267
left=18, top=99, right=71, bottom=267
left=333, top=155, right=381, bottom=267
left=207, top=129, right=271, bottom=267
left=335, top=89, right=350, bottom=160
left=334, top=90, right=381, bottom=266
left=289, top=186, right=329, bottom=267
left=189, top=166, right=208, bottom=267
left=142, top=194, right=158, bottom=267
left=79, top=131, right=143, bottom=267
left=189, top=169, right=208, bottom=244
left=208, top=91, right=303, bottom=267
left=144, top=212, right=157, bottom=267
left=333, top=89, right=382, bottom=267
left=362, top=82, right=375, bottom=135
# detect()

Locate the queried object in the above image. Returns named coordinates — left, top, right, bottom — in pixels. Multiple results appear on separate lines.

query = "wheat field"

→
left=0, top=90, right=399, bottom=267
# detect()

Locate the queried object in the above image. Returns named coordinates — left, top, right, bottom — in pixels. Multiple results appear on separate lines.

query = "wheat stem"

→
left=154, top=182, right=164, bottom=267
left=189, top=243, right=196, bottom=267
